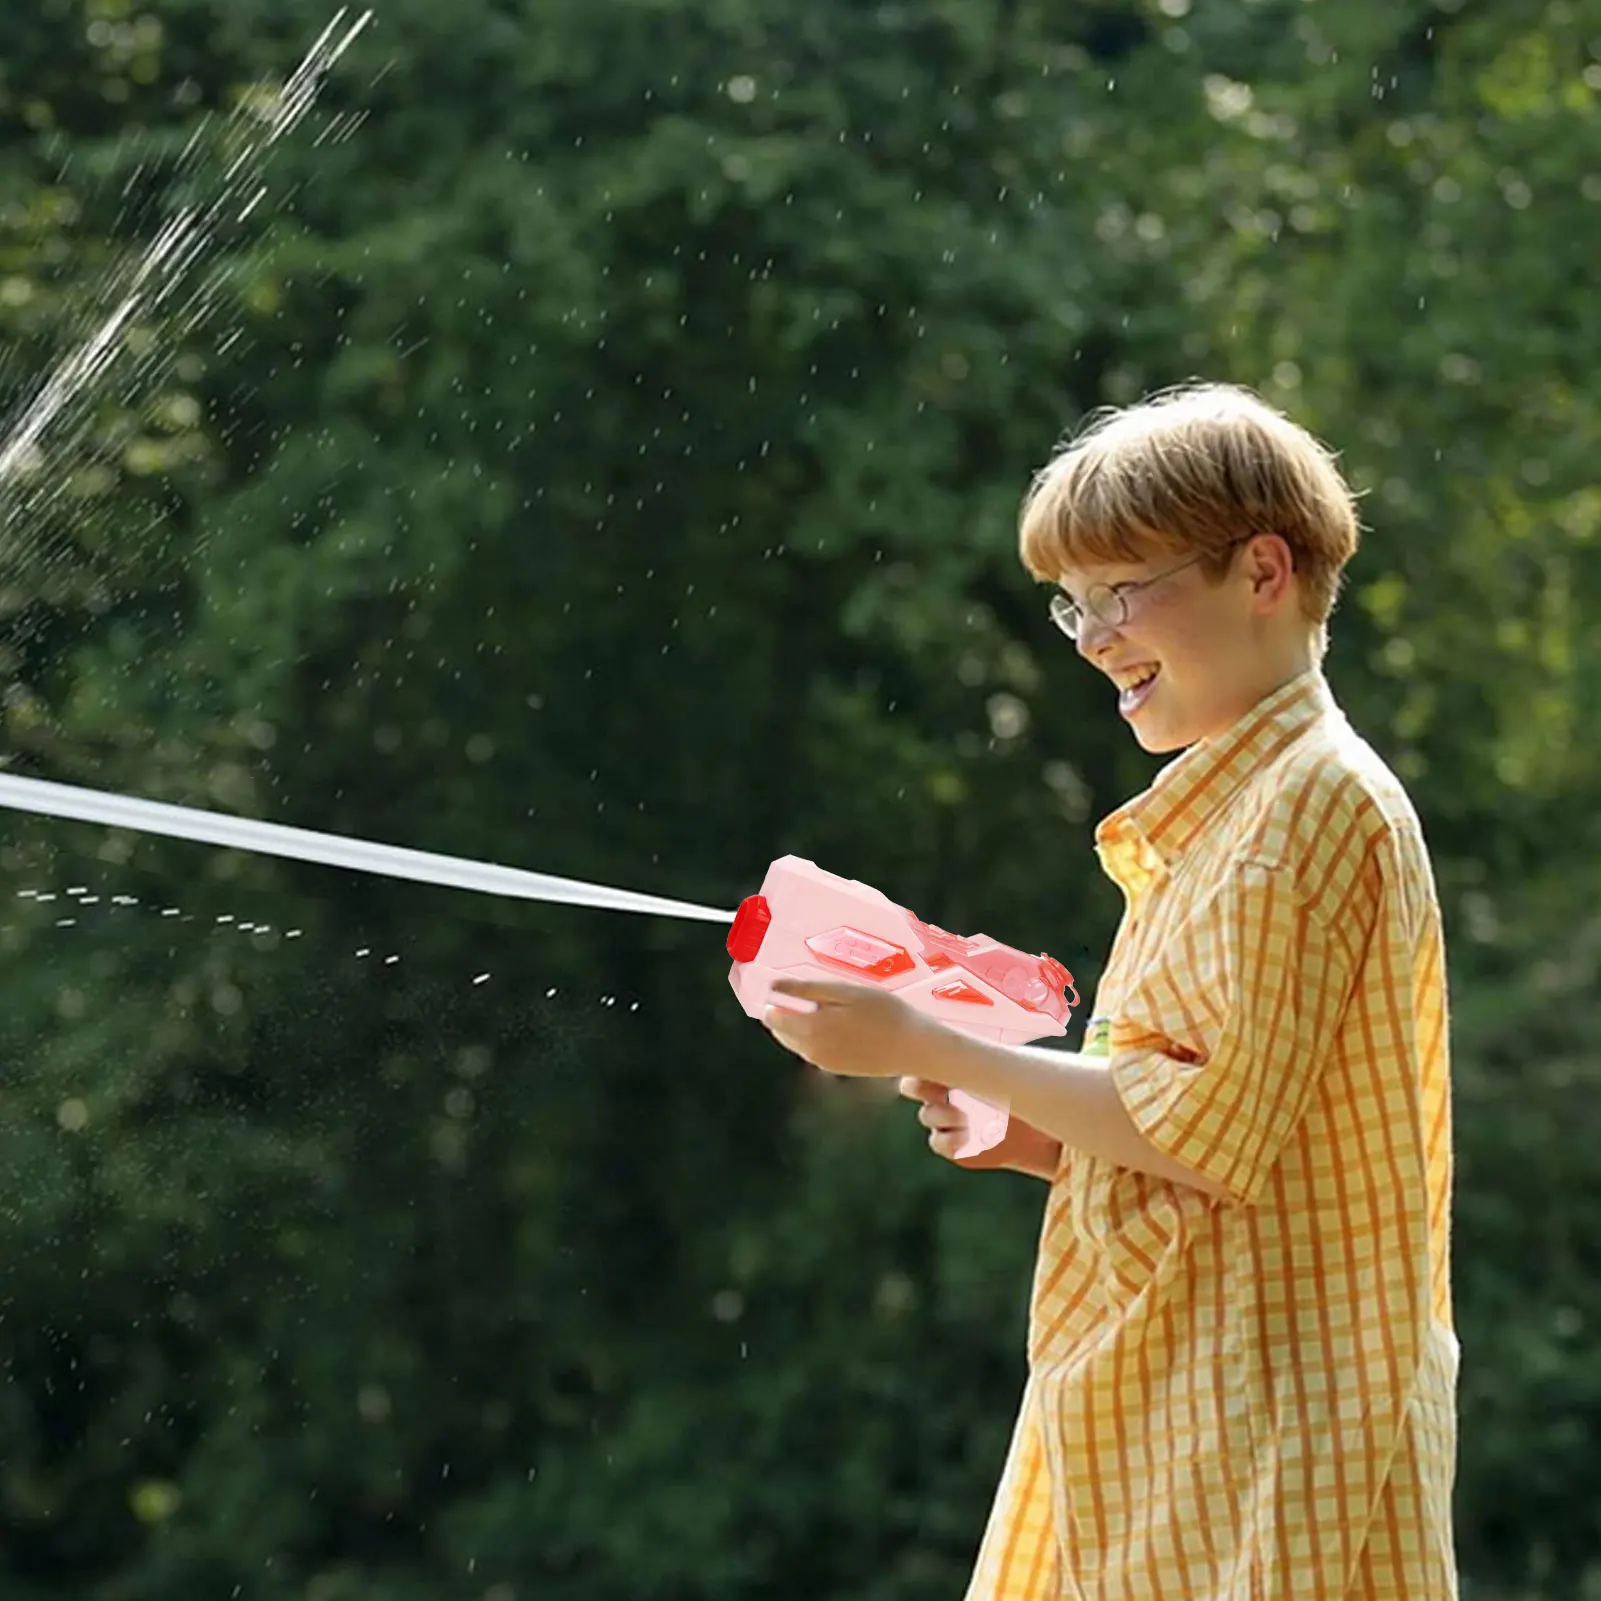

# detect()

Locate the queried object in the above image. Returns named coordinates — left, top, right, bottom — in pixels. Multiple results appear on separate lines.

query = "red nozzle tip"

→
left=727, top=894, right=772, bottom=963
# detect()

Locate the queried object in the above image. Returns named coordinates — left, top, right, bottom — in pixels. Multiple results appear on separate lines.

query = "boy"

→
left=763, top=384, right=1458, bottom=1599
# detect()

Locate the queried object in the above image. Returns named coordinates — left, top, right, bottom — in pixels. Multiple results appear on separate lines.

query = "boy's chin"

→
left=1132, top=726, right=1190, bottom=754
left=1127, top=709, right=1200, bottom=755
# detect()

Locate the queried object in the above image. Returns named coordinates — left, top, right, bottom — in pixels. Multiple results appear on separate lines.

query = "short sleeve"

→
left=1107, top=858, right=1358, bottom=1205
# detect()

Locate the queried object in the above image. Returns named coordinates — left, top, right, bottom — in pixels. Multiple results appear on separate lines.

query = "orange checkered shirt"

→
left=966, top=669, right=1457, bottom=1600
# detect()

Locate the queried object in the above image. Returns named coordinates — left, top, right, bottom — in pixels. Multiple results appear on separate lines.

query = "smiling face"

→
left=1019, top=385, right=1362, bottom=751
left=1059, top=534, right=1315, bottom=754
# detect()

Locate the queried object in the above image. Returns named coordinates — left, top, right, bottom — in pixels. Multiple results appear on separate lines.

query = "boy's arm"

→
left=925, top=1039, right=1234, bottom=1200
left=924, top=857, right=1360, bottom=1206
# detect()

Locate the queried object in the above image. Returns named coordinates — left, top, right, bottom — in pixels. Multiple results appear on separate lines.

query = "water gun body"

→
left=727, top=856, right=1078, bottom=1159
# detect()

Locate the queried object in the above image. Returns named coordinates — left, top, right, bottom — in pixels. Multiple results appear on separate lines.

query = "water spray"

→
left=0, top=9, right=1078, bottom=1160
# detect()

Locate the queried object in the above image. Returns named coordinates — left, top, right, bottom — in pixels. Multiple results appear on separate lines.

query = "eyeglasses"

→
left=1048, top=540, right=1252, bottom=640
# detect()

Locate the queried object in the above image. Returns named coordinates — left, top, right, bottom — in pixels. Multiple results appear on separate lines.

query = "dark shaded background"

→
left=2, top=1, right=1599, bottom=1596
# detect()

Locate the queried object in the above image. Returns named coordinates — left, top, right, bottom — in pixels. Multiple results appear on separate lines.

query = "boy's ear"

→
left=1244, top=532, right=1297, bottom=608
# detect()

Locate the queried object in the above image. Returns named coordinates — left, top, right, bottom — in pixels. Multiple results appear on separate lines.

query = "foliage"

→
left=1, top=0, right=1599, bottom=1596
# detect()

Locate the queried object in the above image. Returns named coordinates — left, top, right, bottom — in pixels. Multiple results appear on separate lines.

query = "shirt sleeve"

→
left=1106, top=857, right=1359, bottom=1205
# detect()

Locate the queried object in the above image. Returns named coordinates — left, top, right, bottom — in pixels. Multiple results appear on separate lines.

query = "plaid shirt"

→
left=966, top=669, right=1457, bottom=1600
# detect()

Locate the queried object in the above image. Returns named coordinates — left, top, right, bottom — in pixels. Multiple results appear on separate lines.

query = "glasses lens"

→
left=1086, top=585, right=1125, bottom=630
left=1049, top=595, right=1080, bottom=638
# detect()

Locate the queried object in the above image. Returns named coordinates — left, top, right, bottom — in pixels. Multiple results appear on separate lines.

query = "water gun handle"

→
left=727, top=856, right=1078, bottom=1159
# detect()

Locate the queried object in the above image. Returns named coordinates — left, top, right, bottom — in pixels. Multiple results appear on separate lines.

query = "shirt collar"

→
left=1094, top=667, right=1340, bottom=889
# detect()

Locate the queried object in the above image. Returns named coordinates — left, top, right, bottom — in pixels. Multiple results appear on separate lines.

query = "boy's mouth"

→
left=1114, top=663, right=1161, bottom=718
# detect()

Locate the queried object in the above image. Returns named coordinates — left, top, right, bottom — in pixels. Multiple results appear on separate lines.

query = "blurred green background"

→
left=1, top=0, right=1599, bottom=1596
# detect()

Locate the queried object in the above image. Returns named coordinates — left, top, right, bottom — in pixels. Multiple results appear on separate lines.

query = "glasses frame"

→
left=1048, top=540, right=1250, bottom=642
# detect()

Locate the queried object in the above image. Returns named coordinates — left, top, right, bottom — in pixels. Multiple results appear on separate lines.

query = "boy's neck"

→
left=1210, top=634, right=1322, bottom=745
left=1256, top=641, right=1320, bottom=704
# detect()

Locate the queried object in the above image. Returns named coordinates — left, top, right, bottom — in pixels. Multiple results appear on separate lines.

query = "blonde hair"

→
left=1018, top=382, right=1362, bottom=625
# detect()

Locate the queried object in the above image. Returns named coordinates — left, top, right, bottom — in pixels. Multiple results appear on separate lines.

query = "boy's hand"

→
left=762, top=977, right=938, bottom=1079
left=900, top=1076, right=1064, bottom=1178
left=900, top=1077, right=1007, bottom=1167
left=759, top=981, right=1064, bottom=1179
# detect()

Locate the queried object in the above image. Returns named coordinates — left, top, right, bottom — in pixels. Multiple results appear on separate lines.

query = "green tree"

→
left=3, top=0, right=1601, bottom=1596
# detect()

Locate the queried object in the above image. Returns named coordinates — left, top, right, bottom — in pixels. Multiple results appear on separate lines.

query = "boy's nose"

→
left=1075, top=613, right=1119, bottom=658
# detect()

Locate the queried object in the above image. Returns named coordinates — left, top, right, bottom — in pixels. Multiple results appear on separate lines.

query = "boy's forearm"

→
left=928, top=1030, right=1230, bottom=1201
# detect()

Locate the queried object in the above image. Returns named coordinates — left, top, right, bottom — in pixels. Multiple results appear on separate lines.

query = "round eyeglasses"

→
left=1048, top=552, right=1211, bottom=641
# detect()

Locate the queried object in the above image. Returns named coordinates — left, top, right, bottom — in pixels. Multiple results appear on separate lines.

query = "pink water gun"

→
left=726, top=856, right=1078, bottom=1158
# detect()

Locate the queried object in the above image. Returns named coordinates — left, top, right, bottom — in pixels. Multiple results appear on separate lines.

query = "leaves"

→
left=1, top=0, right=1599, bottom=1595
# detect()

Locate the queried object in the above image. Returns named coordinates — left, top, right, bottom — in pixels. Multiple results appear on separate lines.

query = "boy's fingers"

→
left=772, top=977, right=862, bottom=1005
left=762, top=1004, right=805, bottom=1034
left=898, top=1076, right=949, bottom=1105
